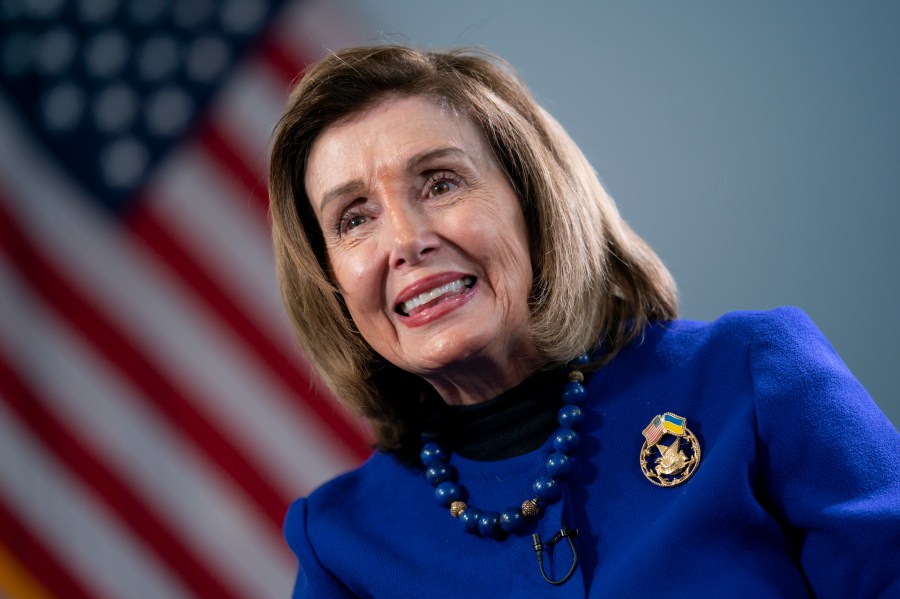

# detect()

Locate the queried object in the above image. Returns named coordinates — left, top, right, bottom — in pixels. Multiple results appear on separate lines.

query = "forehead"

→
left=305, top=95, right=491, bottom=200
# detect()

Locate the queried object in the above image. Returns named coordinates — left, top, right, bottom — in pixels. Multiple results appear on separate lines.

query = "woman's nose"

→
left=387, top=203, right=439, bottom=269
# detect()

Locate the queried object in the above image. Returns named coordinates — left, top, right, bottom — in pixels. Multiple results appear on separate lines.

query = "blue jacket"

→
left=285, top=308, right=900, bottom=597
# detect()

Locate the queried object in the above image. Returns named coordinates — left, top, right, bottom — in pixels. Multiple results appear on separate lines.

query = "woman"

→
left=269, top=46, right=900, bottom=597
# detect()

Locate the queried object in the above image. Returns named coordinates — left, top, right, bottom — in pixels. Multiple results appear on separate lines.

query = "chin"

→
left=402, top=331, right=492, bottom=374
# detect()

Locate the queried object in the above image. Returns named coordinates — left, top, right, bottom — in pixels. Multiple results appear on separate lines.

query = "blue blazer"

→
left=285, top=307, right=900, bottom=597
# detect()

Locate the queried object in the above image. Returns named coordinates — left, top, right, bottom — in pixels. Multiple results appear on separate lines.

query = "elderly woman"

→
left=268, top=46, right=899, bottom=597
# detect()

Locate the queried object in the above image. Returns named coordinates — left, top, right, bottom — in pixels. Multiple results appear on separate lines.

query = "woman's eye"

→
left=425, top=172, right=461, bottom=199
left=339, top=213, right=368, bottom=234
left=429, top=180, right=455, bottom=196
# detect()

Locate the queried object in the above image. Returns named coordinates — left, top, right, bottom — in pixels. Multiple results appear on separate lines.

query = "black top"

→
left=427, top=367, right=565, bottom=461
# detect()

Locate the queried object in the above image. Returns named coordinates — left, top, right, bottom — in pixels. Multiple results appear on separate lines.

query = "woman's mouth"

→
left=396, top=276, right=476, bottom=317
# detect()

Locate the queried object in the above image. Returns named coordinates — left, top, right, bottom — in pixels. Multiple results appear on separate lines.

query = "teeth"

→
left=401, top=277, right=474, bottom=314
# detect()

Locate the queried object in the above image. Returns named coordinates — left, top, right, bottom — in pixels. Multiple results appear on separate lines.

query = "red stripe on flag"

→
left=259, top=38, right=311, bottom=86
left=0, top=496, right=96, bottom=599
left=196, top=125, right=270, bottom=214
left=0, top=354, right=244, bottom=599
left=125, top=200, right=372, bottom=460
left=0, top=198, right=287, bottom=532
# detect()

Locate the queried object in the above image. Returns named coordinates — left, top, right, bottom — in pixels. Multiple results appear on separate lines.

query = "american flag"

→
left=0, top=1, right=371, bottom=597
left=642, top=415, right=663, bottom=446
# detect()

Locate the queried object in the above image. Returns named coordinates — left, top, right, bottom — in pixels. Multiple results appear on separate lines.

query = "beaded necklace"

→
left=419, top=355, right=589, bottom=540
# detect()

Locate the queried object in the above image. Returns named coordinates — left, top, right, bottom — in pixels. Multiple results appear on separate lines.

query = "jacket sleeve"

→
left=750, top=307, right=900, bottom=597
left=284, top=498, right=355, bottom=598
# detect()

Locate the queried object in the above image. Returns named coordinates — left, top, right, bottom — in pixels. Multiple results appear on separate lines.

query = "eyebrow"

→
left=405, top=146, right=467, bottom=171
left=317, top=146, right=469, bottom=213
left=318, top=179, right=365, bottom=214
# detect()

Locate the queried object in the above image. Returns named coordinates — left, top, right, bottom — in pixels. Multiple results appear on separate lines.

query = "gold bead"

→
left=568, top=370, right=585, bottom=383
left=521, top=498, right=540, bottom=517
left=450, top=501, right=467, bottom=518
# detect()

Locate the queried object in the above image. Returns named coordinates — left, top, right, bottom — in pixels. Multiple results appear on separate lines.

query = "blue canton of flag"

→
left=0, top=0, right=284, bottom=213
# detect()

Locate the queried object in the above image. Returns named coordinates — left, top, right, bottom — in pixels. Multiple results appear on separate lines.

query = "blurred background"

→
left=1, top=1, right=896, bottom=597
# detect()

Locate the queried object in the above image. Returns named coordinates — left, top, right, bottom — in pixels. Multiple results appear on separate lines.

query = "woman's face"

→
left=305, top=95, right=539, bottom=400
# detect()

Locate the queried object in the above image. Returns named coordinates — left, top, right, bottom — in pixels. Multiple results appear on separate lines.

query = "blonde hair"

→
left=269, top=45, right=677, bottom=452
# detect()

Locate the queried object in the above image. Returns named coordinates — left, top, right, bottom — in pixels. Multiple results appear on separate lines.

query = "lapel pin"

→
left=640, top=412, right=701, bottom=487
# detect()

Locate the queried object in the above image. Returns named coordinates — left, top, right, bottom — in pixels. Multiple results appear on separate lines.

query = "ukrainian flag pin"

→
left=640, top=412, right=701, bottom=487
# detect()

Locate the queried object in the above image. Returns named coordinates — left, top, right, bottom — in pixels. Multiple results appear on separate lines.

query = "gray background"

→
left=337, top=0, right=899, bottom=425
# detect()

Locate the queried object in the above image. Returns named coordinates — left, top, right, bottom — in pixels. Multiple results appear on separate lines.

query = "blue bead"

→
left=546, top=451, right=572, bottom=477
left=557, top=404, right=584, bottom=428
left=420, top=442, right=447, bottom=466
left=553, top=428, right=580, bottom=454
left=500, top=508, right=525, bottom=534
left=533, top=475, right=561, bottom=503
left=572, top=353, right=590, bottom=365
left=460, top=508, right=482, bottom=534
left=561, top=381, right=586, bottom=404
left=424, top=463, right=456, bottom=486
left=434, top=481, right=462, bottom=507
left=478, top=511, right=502, bottom=538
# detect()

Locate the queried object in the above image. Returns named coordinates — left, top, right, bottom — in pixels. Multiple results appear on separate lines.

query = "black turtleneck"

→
left=426, top=367, right=566, bottom=461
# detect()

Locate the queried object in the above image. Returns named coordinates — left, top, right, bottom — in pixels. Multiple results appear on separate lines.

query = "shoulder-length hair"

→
left=269, top=45, right=676, bottom=453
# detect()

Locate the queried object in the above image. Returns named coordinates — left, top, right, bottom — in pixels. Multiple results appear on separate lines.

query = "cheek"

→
left=330, top=250, right=382, bottom=312
left=458, top=214, right=532, bottom=300
left=479, top=206, right=531, bottom=270
left=491, top=208, right=533, bottom=301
